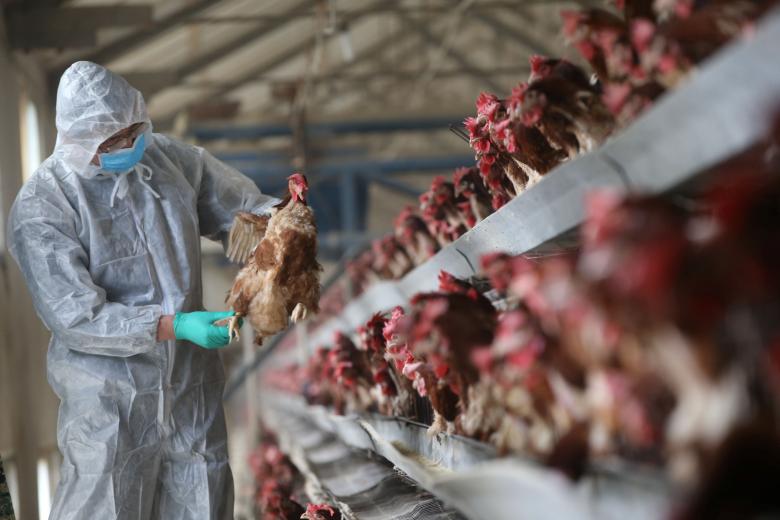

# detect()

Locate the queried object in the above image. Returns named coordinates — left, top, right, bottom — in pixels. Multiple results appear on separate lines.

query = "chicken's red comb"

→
left=393, top=206, right=416, bottom=230
left=630, top=19, right=656, bottom=53
left=368, top=312, right=386, bottom=323
left=288, top=172, right=308, bottom=186
left=431, top=175, right=447, bottom=188
left=452, top=167, right=471, bottom=186
left=476, top=91, right=499, bottom=112
left=529, top=54, right=547, bottom=73
left=391, top=306, right=405, bottom=318
left=560, top=10, right=582, bottom=37
left=438, top=270, right=463, bottom=293
left=304, top=503, right=338, bottom=519
left=464, top=116, right=481, bottom=137
left=509, top=82, right=529, bottom=108
left=492, top=193, right=509, bottom=210
left=382, top=306, right=406, bottom=341
left=410, top=292, right=431, bottom=305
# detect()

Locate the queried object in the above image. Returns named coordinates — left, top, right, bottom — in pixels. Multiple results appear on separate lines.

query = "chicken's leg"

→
left=227, top=315, right=241, bottom=342
left=290, top=303, right=308, bottom=323
left=215, top=314, right=242, bottom=342
left=427, top=412, right=455, bottom=437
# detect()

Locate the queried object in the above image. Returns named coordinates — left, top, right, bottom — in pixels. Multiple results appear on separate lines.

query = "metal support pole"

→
left=339, top=171, right=359, bottom=233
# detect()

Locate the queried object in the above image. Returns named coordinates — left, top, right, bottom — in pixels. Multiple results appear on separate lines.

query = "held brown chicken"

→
left=224, top=173, right=322, bottom=344
left=226, top=211, right=270, bottom=264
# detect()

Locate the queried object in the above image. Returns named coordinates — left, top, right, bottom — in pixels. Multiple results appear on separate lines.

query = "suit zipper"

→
left=124, top=185, right=174, bottom=437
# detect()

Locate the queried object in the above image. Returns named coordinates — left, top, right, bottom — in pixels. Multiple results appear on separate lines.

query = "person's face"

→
left=90, top=122, right=145, bottom=165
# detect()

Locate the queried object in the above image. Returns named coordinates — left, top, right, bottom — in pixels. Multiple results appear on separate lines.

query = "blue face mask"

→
left=98, top=132, right=147, bottom=173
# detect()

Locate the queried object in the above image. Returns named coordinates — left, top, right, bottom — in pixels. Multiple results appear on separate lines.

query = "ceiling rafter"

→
left=466, top=7, right=559, bottom=57
left=155, top=0, right=392, bottom=125
left=78, top=0, right=220, bottom=67
left=129, top=0, right=319, bottom=98
left=244, top=23, right=419, bottom=121
left=6, top=5, right=153, bottom=49
left=151, top=0, right=585, bottom=127
left=206, top=1, right=389, bottom=101
left=395, top=9, right=505, bottom=94
left=196, top=7, right=533, bottom=124
left=182, top=65, right=530, bottom=88
left=182, top=1, right=555, bottom=24
left=308, top=33, right=453, bottom=116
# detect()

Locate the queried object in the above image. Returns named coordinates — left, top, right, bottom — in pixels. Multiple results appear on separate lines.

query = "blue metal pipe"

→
left=196, top=123, right=291, bottom=140
left=369, top=176, right=424, bottom=198
left=319, top=155, right=475, bottom=177
left=340, top=173, right=358, bottom=232
left=192, top=116, right=465, bottom=141
left=214, top=145, right=368, bottom=163
left=213, top=150, right=289, bottom=162
left=238, top=155, right=475, bottom=180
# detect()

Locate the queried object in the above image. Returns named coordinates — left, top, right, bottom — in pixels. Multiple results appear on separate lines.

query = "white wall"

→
left=0, top=14, right=60, bottom=520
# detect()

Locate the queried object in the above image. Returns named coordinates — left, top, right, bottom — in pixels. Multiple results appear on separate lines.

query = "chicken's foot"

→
left=228, top=315, right=241, bottom=342
left=426, top=412, right=449, bottom=437
left=290, top=303, right=308, bottom=323
left=213, top=314, right=241, bottom=342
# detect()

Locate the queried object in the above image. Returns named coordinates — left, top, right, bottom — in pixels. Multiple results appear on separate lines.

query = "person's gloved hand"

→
left=173, top=311, right=241, bottom=349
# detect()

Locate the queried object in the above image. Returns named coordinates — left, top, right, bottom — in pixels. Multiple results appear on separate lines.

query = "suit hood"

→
left=54, top=61, right=152, bottom=177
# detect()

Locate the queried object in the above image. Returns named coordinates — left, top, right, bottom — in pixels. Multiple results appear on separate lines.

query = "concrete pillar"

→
left=0, top=17, right=59, bottom=520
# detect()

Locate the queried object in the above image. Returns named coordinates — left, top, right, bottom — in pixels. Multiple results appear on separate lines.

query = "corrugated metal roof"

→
left=32, top=0, right=582, bottom=127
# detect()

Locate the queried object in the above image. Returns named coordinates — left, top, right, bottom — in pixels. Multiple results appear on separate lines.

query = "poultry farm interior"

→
left=242, top=2, right=780, bottom=519
left=2, top=0, right=780, bottom=519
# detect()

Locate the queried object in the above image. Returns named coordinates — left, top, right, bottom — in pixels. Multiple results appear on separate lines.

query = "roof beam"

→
left=123, top=71, right=181, bottom=98
left=134, top=0, right=318, bottom=98
left=79, top=0, right=219, bottom=66
left=237, top=154, right=475, bottom=180
left=305, top=24, right=416, bottom=94
left=467, top=8, right=559, bottom=57
left=7, top=6, right=153, bottom=49
left=250, top=12, right=526, bottom=125
left=208, top=1, right=388, bottom=101
left=155, top=0, right=390, bottom=125
left=183, top=66, right=529, bottom=88
left=395, top=10, right=505, bottom=93
left=242, top=24, right=418, bottom=122
left=299, top=28, right=475, bottom=122
left=182, top=0, right=316, bottom=79
left=183, top=1, right=556, bottom=24
left=189, top=116, right=465, bottom=141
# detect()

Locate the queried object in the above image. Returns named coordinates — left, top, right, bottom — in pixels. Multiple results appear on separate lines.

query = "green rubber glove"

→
left=173, top=311, right=238, bottom=349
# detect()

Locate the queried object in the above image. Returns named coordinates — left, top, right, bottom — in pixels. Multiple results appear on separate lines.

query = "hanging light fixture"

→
left=338, top=22, right=354, bottom=63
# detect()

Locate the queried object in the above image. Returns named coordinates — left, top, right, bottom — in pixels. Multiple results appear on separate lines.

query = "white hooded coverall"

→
left=8, top=61, right=277, bottom=519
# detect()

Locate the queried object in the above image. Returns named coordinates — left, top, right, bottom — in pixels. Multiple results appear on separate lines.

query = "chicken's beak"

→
left=298, top=185, right=309, bottom=202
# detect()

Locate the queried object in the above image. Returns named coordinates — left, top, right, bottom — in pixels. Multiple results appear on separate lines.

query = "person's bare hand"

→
left=157, top=315, right=175, bottom=341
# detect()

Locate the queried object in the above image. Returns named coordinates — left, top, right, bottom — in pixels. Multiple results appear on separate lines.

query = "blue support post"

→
left=340, top=171, right=359, bottom=233
left=368, top=175, right=423, bottom=198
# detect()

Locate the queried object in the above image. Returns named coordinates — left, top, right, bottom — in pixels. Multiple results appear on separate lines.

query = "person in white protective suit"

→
left=8, top=61, right=279, bottom=519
